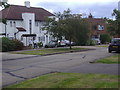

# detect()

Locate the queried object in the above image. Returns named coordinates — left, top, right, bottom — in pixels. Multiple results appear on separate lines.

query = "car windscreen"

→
left=111, top=39, right=120, bottom=44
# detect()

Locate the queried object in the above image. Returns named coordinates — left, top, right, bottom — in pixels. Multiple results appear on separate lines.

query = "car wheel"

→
left=108, top=49, right=112, bottom=53
left=45, top=45, right=48, bottom=48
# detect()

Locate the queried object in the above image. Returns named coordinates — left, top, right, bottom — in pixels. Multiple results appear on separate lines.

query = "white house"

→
left=0, top=1, right=55, bottom=46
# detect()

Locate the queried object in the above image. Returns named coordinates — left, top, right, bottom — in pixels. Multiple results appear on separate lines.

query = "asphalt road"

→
left=2, top=46, right=119, bottom=87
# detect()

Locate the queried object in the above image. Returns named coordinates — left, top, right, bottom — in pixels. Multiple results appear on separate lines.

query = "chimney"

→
left=25, top=1, right=30, bottom=8
left=88, top=13, right=93, bottom=18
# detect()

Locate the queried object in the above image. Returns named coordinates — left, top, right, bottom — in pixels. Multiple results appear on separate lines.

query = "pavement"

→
left=1, top=53, right=38, bottom=61
left=1, top=46, right=119, bottom=87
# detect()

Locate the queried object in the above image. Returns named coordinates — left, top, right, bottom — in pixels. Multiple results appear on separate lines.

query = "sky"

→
left=5, top=0, right=120, bottom=19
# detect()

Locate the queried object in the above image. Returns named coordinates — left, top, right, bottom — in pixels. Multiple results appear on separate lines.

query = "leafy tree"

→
left=0, top=0, right=10, bottom=8
left=100, top=34, right=111, bottom=44
left=0, top=0, right=9, bottom=24
left=43, top=9, right=89, bottom=49
left=107, top=9, right=120, bottom=36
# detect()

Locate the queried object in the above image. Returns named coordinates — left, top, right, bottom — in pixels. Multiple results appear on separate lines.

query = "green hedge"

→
left=86, top=39, right=96, bottom=46
left=0, top=37, right=24, bottom=52
left=12, top=39, right=24, bottom=51
left=100, top=34, right=111, bottom=44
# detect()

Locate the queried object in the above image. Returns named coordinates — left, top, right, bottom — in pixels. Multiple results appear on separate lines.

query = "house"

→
left=87, top=13, right=108, bottom=40
left=0, top=1, right=55, bottom=46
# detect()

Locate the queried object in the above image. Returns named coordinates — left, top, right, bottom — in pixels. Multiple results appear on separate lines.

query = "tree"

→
left=73, top=18, right=89, bottom=46
left=0, top=0, right=10, bottom=37
left=107, top=9, right=120, bottom=36
left=100, top=34, right=111, bottom=44
left=0, top=0, right=9, bottom=8
left=43, top=9, right=89, bottom=49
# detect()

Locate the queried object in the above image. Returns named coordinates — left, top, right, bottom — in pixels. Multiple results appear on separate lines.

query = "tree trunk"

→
left=69, top=37, right=72, bottom=49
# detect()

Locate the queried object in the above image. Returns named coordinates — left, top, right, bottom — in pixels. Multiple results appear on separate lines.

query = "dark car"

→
left=108, top=38, right=120, bottom=53
left=44, top=41, right=58, bottom=48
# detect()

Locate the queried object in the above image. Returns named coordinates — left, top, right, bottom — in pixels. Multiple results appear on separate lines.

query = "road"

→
left=2, top=46, right=118, bottom=87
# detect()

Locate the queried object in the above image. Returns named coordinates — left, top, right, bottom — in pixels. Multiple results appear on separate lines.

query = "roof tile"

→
left=0, top=5, right=54, bottom=21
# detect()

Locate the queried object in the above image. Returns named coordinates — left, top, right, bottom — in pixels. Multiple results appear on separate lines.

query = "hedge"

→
left=0, top=37, right=24, bottom=52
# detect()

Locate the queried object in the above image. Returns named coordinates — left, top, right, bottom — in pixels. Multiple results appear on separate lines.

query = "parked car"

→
left=44, top=41, right=58, bottom=48
left=57, top=40, right=66, bottom=47
left=64, top=40, right=76, bottom=46
left=92, top=38, right=101, bottom=45
left=108, top=38, right=120, bottom=53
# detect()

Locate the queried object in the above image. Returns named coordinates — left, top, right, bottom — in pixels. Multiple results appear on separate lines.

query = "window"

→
left=98, top=25, right=104, bottom=30
left=39, top=28, right=42, bottom=33
left=13, top=21, right=16, bottom=27
left=35, top=22, right=39, bottom=27
left=10, top=21, right=12, bottom=27
left=21, top=36, right=23, bottom=41
left=38, top=37, right=41, bottom=42
left=29, top=20, right=32, bottom=34
left=92, top=25, right=97, bottom=30
left=41, top=36, right=45, bottom=41
left=9, top=37, right=14, bottom=40
left=49, top=36, right=53, bottom=41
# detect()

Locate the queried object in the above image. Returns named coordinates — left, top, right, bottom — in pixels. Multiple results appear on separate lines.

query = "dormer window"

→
left=98, top=25, right=104, bottom=30
left=10, top=21, right=12, bottom=27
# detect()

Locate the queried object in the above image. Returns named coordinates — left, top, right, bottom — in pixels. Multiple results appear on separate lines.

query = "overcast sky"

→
left=7, top=0, right=120, bottom=19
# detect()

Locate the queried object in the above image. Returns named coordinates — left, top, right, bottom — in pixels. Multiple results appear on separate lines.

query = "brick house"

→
left=87, top=13, right=108, bottom=40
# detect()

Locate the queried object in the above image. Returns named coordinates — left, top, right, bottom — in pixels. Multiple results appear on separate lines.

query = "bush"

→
left=12, top=39, right=24, bottom=50
left=0, top=37, right=15, bottom=52
left=37, top=42, right=43, bottom=48
left=0, top=37, right=24, bottom=52
left=86, top=39, right=96, bottom=46
left=100, top=34, right=111, bottom=44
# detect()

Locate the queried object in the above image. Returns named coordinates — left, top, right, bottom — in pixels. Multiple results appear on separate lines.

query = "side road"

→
left=2, top=46, right=118, bottom=87
left=2, top=46, right=105, bottom=61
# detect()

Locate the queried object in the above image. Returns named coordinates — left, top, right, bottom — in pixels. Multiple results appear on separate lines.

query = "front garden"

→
left=5, top=73, right=119, bottom=88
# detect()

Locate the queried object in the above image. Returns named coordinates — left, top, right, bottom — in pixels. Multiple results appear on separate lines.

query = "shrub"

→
left=0, top=37, right=15, bottom=52
left=86, top=39, right=96, bottom=46
left=12, top=39, right=24, bottom=50
left=100, top=34, right=111, bottom=44
left=0, top=37, right=24, bottom=52
left=37, top=42, right=43, bottom=48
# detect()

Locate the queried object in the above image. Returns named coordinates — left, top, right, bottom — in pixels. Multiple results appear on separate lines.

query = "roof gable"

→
left=1, top=5, right=54, bottom=21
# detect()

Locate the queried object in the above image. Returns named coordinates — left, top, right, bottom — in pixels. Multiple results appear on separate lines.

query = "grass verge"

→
left=11, top=48, right=88, bottom=55
left=5, top=73, right=119, bottom=88
left=96, top=54, right=120, bottom=64
left=96, top=45, right=108, bottom=48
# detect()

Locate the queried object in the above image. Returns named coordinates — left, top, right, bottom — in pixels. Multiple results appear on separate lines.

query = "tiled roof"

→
left=0, top=5, right=54, bottom=21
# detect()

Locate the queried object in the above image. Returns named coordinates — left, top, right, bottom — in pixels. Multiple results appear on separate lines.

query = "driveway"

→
left=2, top=46, right=118, bottom=87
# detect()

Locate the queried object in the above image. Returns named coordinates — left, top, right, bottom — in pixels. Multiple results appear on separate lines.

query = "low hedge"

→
left=0, top=37, right=24, bottom=52
left=12, top=39, right=24, bottom=51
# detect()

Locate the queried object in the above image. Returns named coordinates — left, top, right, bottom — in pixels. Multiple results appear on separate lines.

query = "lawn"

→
left=5, top=73, right=119, bottom=88
left=96, top=54, right=120, bottom=64
left=12, top=48, right=88, bottom=55
left=96, top=45, right=108, bottom=48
